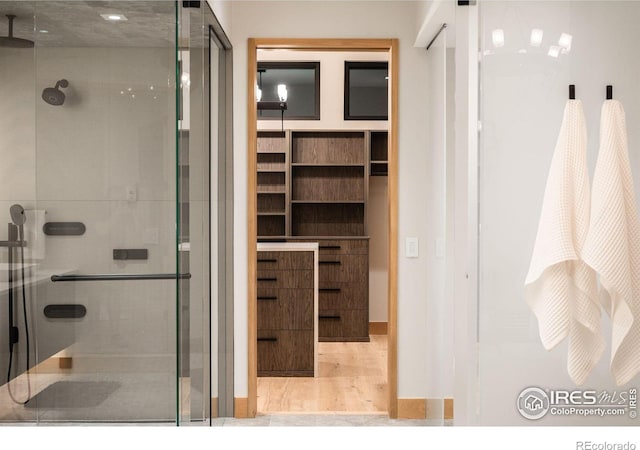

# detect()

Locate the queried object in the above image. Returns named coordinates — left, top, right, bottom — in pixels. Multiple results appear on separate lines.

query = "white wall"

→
left=206, top=0, right=232, bottom=37
left=231, top=1, right=431, bottom=400
left=476, top=0, right=640, bottom=425
left=368, top=175, right=389, bottom=322
left=257, top=50, right=388, bottom=131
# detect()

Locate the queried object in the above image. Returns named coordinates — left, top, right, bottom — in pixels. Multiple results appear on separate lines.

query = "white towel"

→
left=582, top=100, right=640, bottom=386
left=525, top=99, right=604, bottom=385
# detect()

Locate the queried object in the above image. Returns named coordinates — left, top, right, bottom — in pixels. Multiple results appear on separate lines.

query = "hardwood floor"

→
left=257, top=334, right=387, bottom=414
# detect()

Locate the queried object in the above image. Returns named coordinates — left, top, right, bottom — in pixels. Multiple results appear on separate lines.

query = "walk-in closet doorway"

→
left=246, top=38, right=399, bottom=419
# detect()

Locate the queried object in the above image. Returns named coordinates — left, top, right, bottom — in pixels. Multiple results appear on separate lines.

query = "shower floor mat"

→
left=24, top=381, right=120, bottom=409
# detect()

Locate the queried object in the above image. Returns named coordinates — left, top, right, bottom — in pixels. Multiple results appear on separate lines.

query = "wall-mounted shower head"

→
left=0, top=15, right=34, bottom=48
left=42, top=79, right=69, bottom=106
left=9, top=204, right=25, bottom=226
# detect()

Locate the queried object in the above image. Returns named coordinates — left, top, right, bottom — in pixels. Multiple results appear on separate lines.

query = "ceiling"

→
left=0, top=1, right=177, bottom=48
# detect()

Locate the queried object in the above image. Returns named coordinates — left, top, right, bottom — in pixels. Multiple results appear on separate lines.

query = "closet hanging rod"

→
left=569, top=84, right=575, bottom=100
left=607, top=85, right=613, bottom=100
left=425, top=23, right=447, bottom=51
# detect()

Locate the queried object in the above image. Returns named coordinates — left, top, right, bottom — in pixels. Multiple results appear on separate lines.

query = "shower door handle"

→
left=51, top=273, right=192, bottom=282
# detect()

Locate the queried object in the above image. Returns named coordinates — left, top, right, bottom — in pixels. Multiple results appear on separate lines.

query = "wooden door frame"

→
left=247, top=38, right=399, bottom=418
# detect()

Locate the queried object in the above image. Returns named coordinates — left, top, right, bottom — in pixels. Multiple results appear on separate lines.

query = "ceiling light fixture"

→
left=277, top=84, right=288, bottom=103
left=100, top=13, right=127, bottom=22
left=257, top=80, right=288, bottom=132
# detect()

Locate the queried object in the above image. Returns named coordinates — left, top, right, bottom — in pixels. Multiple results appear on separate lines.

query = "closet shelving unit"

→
left=257, top=129, right=388, bottom=342
left=370, top=131, right=388, bottom=176
left=289, top=131, right=368, bottom=238
left=257, top=131, right=290, bottom=238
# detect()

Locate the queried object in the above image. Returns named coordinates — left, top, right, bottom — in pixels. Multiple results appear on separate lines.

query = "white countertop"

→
left=257, top=242, right=319, bottom=252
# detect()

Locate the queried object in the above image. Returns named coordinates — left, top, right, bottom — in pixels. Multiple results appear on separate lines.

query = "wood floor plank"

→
left=257, top=335, right=388, bottom=413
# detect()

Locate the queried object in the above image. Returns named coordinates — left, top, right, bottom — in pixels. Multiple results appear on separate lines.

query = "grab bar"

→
left=51, top=273, right=191, bottom=282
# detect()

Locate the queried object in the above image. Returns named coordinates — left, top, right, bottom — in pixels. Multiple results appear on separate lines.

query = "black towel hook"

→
left=606, top=85, right=613, bottom=100
left=569, top=84, right=575, bottom=100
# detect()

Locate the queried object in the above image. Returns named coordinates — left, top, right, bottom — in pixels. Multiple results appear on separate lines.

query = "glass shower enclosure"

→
left=0, top=1, right=223, bottom=424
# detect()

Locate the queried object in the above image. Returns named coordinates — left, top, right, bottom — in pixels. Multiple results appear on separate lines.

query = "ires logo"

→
left=517, top=387, right=550, bottom=420
left=517, top=387, right=638, bottom=420
left=550, top=390, right=598, bottom=405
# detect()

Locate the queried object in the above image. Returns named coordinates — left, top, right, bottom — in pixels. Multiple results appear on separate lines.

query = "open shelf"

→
left=292, top=166, right=365, bottom=202
left=257, top=131, right=287, bottom=153
left=370, top=131, right=388, bottom=176
left=291, top=200, right=365, bottom=204
left=258, top=214, right=286, bottom=236
left=292, top=202, right=365, bottom=237
left=292, top=131, right=365, bottom=165
left=291, top=163, right=365, bottom=167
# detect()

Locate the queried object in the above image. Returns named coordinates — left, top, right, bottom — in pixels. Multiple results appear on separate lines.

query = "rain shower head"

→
left=0, top=15, right=34, bottom=48
left=42, top=79, right=69, bottom=106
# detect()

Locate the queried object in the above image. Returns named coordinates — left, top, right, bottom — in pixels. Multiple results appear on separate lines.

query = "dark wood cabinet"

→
left=257, top=245, right=317, bottom=377
left=315, top=238, right=369, bottom=342
left=257, top=130, right=385, bottom=343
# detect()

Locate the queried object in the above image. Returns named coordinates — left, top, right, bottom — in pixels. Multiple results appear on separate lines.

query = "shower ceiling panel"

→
left=0, top=1, right=175, bottom=48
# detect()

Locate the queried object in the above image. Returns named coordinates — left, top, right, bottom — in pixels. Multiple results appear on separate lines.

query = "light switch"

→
left=406, top=237, right=419, bottom=258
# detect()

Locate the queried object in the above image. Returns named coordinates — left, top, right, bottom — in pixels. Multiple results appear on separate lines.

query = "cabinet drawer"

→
left=257, top=251, right=314, bottom=271
left=257, top=270, right=313, bottom=289
left=317, top=239, right=368, bottom=255
left=318, top=309, right=369, bottom=341
left=318, top=254, right=367, bottom=283
left=318, top=283, right=367, bottom=310
left=257, top=330, right=314, bottom=375
left=257, top=288, right=313, bottom=330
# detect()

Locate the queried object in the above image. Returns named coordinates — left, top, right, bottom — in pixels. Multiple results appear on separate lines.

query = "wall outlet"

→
left=406, top=237, right=419, bottom=258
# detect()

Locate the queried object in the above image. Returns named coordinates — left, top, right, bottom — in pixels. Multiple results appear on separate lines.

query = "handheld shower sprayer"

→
left=9, top=204, right=25, bottom=241
left=5, top=204, right=31, bottom=404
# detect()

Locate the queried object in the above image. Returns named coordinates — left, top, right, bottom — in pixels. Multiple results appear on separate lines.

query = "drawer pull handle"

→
left=258, top=259, right=277, bottom=263
left=319, top=288, right=341, bottom=293
left=320, top=245, right=341, bottom=250
left=257, top=277, right=277, bottom=282
left=319, top=261, right=341, bottom=265
left=257, top=296, right=278, bottom=301
left=319, top=315, right=341, bottom=320
left=258, top=337, right=278, bottom=342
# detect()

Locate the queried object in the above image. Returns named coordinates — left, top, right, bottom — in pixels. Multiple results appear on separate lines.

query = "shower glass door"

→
left=0, top=1, right=212, bottom=424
